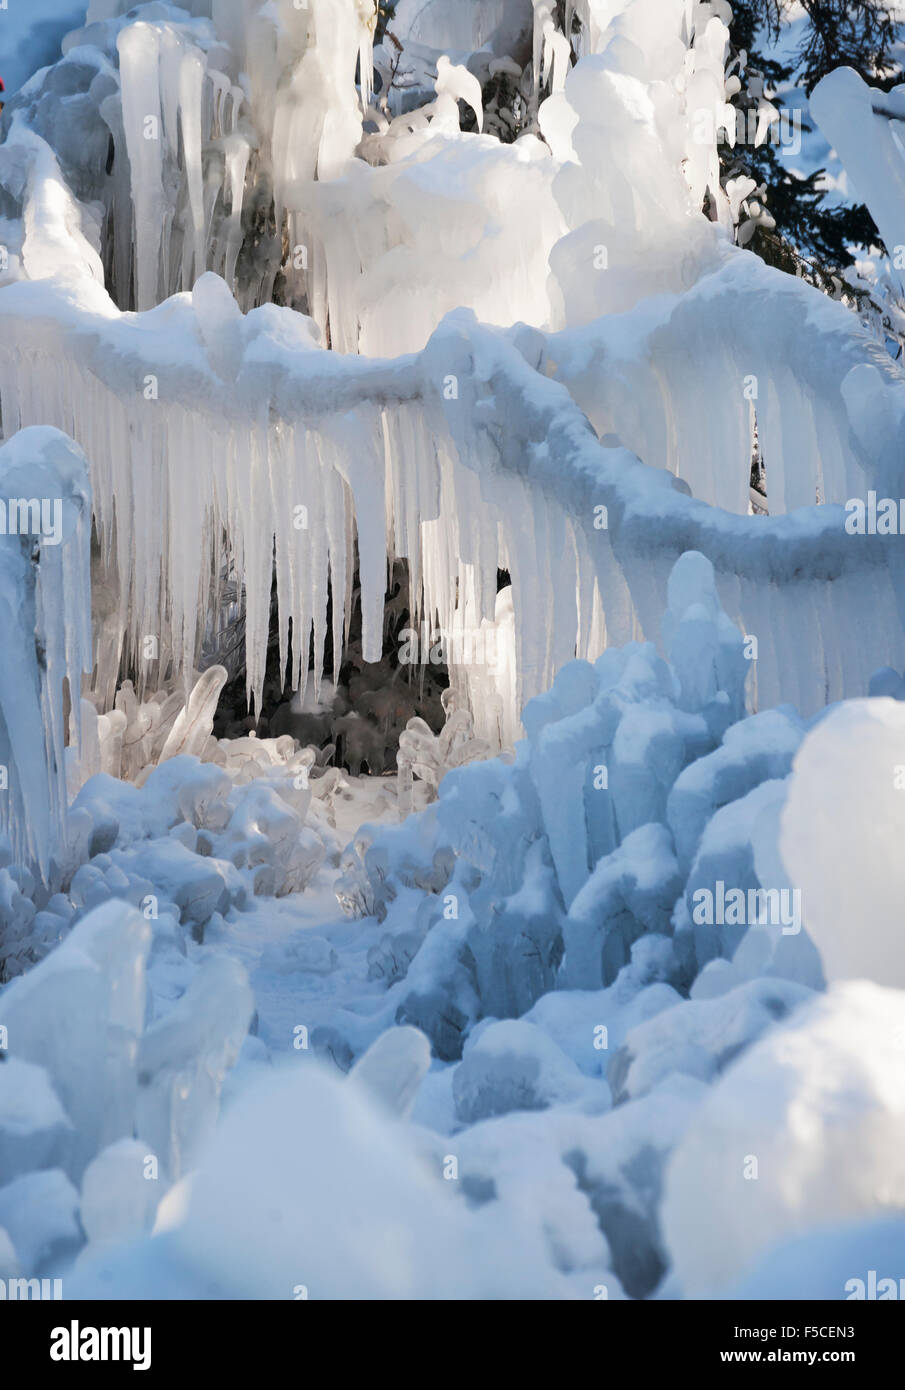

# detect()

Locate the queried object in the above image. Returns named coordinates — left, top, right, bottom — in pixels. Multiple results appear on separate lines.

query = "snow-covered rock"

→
left=608, top=977, right=812, bottom=1103
left=452, top=1018, right=600, bottom=1123
left=136, top=954, right=254, bottom=1181
left=0, top=1057, right=73, bottom=1185
left=0, top=900, right=150, bottom=1176
left=0, top=1168, right=81, bottom=1276
left=79, top=1139, right=160, bottom=1250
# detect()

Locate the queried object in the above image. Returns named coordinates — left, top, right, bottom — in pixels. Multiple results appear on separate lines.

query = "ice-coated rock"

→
left=130, top=1062, right=578, bottom=1299
left=136, top=954, right=254, bottom=1180
left=562, top=823, right=682, bottom=990
left=0, top=1057, right=73, bottom=1185
left=608, top=977, right=812, bottom=1103
left=452, top=1019, right=599, bottom=1123
left=0, top=900, right=150, bottom=1176
left=349, top=1025, right=432, bottom=1118
left=79, top=1138, right=160, bottom=1249
left=0, top=1168, right=81, bottom=1275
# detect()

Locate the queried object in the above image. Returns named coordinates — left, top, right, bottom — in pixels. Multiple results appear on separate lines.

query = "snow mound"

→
left=452, top=1017, right=599, bottom=1122
left=662, top=981, right=905, bottom=1297
left=0, top=1057, right=73, bottom=1185
left=76, top=1059, right=588, bottom=1299
left=781, top=699, right=905, bottom=989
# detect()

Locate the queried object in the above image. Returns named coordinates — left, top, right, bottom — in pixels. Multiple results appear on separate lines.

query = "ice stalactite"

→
left=99, top=1, right=377, bottom=320
left=0, top=429, right=92, bottom=881
left=543, top=252, right=905, bottom=517
left=63, top=2, right=547, bottom=344
left=5, top=0, right=736, bottom=358
left=116, top=23, right=165, bottom=312
left=267, top=0, right=375, bottom=328
left=3, top=0, right=905, bottom=760
left=116, top=17, right=247, bottom=310
left=2, top=276, right=904, bottom=751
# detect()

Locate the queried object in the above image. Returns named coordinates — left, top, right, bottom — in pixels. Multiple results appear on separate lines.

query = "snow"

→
left=451, top=1016, right=603, bottom=1121
left=0, top=1168, right=81, bottom=1276
left=2, top=3, right=904, bottom=746
left=609, top=976, right=813, bottom=1102
left=662, top=981, right=905, bottom=1298
left=0, top=1057, right=73, bottom=1184
left=727, top=1215, right=905, bottom=1301
left=79, top=1138, right=159, bottom=1249
left=0, top=0, right=904, bottom=1305
left=781, top=698, right=905, bottom=989
left=0, top=525, right=901, bottom=1299
left=135, top=953, right=254, bottom=1180
left=72, top=1057, right=589, bottom=1299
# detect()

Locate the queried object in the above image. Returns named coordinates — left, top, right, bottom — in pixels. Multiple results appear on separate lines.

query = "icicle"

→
left=180, top=47, right=207, bottom=289
left=0, top=429, right=92, bottom=880
left=117, top=23, right=165, bottom=310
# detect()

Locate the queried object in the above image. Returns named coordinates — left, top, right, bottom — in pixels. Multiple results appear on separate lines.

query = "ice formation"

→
left=661, top=982, right=905, bottom=1298
left=780, top=698, right=905, bottom=991
left=0, top=428, right=92, bottom=879
left=0, top=547, right=901, bottom=1298
left=1, top=0, right=905, bottom=1306
left=2, top=0, right=905, bottom=764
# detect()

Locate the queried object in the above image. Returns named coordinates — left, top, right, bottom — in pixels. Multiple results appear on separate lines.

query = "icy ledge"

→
left=1, top=271, right=904, bottom=736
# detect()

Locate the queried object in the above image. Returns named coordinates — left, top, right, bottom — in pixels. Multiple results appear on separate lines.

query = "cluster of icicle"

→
left=0, top=269, right=534, bottom=747
left=53, top=0, right=751, bottom=340
left=2, top=268, right=904, bottom=746
left=0, top=0, right=905, bottom=883
left=74, top=0, right=378, bottom=317
left=0, top=429, right=92, bottom=880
